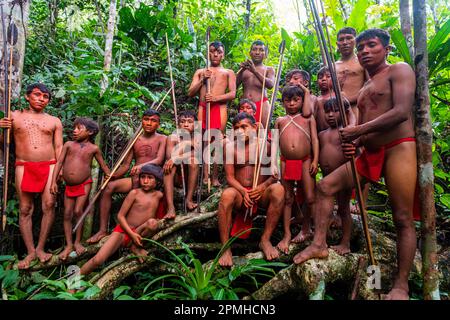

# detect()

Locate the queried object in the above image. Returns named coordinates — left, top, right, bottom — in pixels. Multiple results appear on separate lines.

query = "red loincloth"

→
left=254, top=97, right=269, bottom=123
left=280, top=155, right=309, bottom=181
left=199, top=101, right=222, bottom=130
left=16, top=160, right=57, bottom=193
left=112, top=225, right=137, bottom=247
left=230, top=187, right=258, bottom=239
left=156, top=195, right=167, bottom=220
left=65, top=178, right=93, bottom=198
left=355, top=137, right=420, bottom=221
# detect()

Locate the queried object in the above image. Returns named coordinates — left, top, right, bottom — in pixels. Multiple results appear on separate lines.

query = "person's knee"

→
left=317, top=179, right=334, bottom=197
left=393, top=208, right=415, bottom=229
left=73, top=208, right=83, bottom=218
left=19, top=203, right=33, bottom=217
left=305, top=192, right=315, bottom=206
left=42, top=199, right=55, bottom=213
left=270, top=184, right=285, bottom=206
left=145, top=218, right=159, bottom=231
left=220, top=188, right=236, bottom=204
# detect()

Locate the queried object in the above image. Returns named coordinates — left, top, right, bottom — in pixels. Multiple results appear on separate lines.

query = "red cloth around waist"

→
left=156, top=195, right=167, bottom=220
left=15, top=160, right=57, bottom=193
left=199, top=101, right=223, bottom=130
left=280, top=155, right=309, bottom=181
left=113, top=224, right=137, bottom=247
left=254, top=97, right=269, bottom=123
left=230, top=187, right=258, bottom=239
left=65, top=178, right=93, bottom=198
left=356, top=137, right=416, bottom=183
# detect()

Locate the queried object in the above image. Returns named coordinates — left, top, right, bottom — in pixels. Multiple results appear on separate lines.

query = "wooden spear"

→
left=165, top=32, right=187, bottom=214
left=73, top=87, right=172, bottom=232
left=205, top=27, right=211, bottom=193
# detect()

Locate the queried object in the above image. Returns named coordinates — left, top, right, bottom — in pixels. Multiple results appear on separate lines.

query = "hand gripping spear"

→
left=308, top=0, right=376, bottom=267
left=73, top=87, right=173, bottom=233
left=165, top=32, right=187, bottom=214
left=244, top=40, right=286, bottom=222
left=1, top=6, right=17, bottom=232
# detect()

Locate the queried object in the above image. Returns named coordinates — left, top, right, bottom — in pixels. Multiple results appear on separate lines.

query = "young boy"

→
left=163, top=110, right=200, bottom=217
left=80, top=164, right=164, bottom=276
left=50, top=118, right=111, bottom=260
left=318, top=98, right=353, bottom=255
left=87, top=109, right=166, bottom=244
left=238, top=99, right=257, bottom=118
left=236, top=40, right=275, bottom=126
left=188, top=41, right=236, bottom=186
left=275, top=86, right=319, bottom=254
left=294, top=29, right=418, bottom=300
left=0, top=83, right=63, bottom=269
left=218, top=113, right=284, bottom=267
left=285, top=69, right=314, bottom=117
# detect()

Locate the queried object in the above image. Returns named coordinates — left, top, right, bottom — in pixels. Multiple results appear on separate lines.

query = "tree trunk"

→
left=400, top=0, right=414, bottom=60
left=0, top=0, right=30, bottom=103
left=93, top=0, right=105, bottom=34
left=100, top=0, right=117, bottom=95
left=244, top=0, right=251, bottom=30
left=413, top=0, right=440, bottom=300
left=48, top=0, right=59, bottom=39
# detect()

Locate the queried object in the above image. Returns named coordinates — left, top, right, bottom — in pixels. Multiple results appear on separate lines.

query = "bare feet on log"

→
left=18, top=252, right=37, bottom=270
left=86, top=231, right=108, bottom=244
left=74, top=243, right=87, bottom=256
left=186, top=200, right=198, bottom=211
left=259, top=240, right=280, bottom=261
left=293, top=243, right=329, bottom=264
left=36, top=249, right=52, bottom=264
left=59, top=245, right=74, bottom=261
left=330, top=243, right=351, bottom=255
left=291, top=229, right=313, bottom=244
left=276, top=235, right=291, bottom=254
left=131, top=245, right=148, bottom=263
left=218, top=249, right=233, bottom=267
left=163, top=208, right=176, bottom=219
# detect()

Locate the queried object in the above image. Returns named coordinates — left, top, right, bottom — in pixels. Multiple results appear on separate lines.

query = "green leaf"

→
left=113, top=285, right=131, bottom=299
left=2, top=270, right=19, bottom=288
left=440, top=194, right=450, bottom=209
left=0, top=255, right=14, bottom=262
left=347, top=0, right=369, bottom=32
left=428, top=19, right=450, bottom=55
left=281, top=28, right=292, bottom=49
left=83, top=285, right=101, bottom=299
left=390, top=29, right=412, bottom=66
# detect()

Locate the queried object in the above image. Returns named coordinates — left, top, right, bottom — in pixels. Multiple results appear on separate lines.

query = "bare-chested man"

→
left=335, top=27, right=368, bottom=118
left=188, top=41, right=236, bottom=186
left=163, top=110, right=200, bottom=217
left=218, top=113, right=284, bottom=267
left=236, top=40, right=275, bottom=127
left=87, top=109, right=166, bottom=243
left=0, top=83, right=63, bottom=269
left=294, top=29, right=418, bottom=300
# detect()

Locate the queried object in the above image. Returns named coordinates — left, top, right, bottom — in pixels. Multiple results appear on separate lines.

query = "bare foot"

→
left=59, top=246, right=74, bottom=261
left=74, top=243, right=87, bottom=256
left=131, top=245, right=148, bottom=263
left=293, top=243, right=328, bottom=264
left=383, top=288, right=409, bottom=300
left=276, top=235, right=291, bottom=254
left=330, top=243, right=351, bottom=255
left=291, top=230, right=313, bottom=243
left=218, top=249, right=233, bottom=267
left=36, top=249, right=52, bottom=264
left=18, top=252, right=37, bottom=270
left=86, top=231, right=108, bottom=244
left=163, top=209, right=176, bottom=220
left=186, top=200, right=198, bottom=211
left=330, top=214, right=342, bottom=228
left=259, top=240, right=280, bottom=261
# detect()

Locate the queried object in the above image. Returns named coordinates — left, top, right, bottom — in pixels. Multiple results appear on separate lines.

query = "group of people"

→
left=0, top=26, right=419, bottom=300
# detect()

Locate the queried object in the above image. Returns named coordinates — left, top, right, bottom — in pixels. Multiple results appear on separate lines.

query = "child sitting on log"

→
left=80, top=164, right=164, bottom=276
left=50, top=118, right=110, bottom=260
